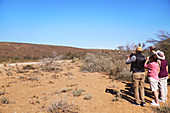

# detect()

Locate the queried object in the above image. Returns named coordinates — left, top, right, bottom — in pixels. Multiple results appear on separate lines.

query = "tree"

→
left=147, top=31, right=170, bottom=72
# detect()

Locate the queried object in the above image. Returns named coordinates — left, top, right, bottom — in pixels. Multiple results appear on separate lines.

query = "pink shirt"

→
left=144, top=62, right=159, bottom=80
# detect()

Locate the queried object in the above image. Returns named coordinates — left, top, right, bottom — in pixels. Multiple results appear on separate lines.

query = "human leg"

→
left=165, top=77, right=168, bottom=100
left=158, top=77, right=168, bottom=101
left=139, top=72, right=145, bottom=103
left=133, top=73, right=140, bottom=104
left=154, top=91, right=159, bottom=104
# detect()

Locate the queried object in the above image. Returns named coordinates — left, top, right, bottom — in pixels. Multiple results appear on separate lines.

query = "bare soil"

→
left=0, top=60, right=169, bottom=113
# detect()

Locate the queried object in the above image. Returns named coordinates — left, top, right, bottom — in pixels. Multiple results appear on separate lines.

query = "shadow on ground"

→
left=105, top=81, right=154, bottom=104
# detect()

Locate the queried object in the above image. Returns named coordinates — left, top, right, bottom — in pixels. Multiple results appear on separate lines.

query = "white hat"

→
left=156, top=51, right=165, bottom=60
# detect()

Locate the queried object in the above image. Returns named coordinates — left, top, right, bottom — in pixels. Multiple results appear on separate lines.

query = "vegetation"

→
left=153, top=103, right=170, bottom=113
left=0, top=42, right=114, bottom=63
left=47, top=98, right=78, bottom=113
left=83, top=94, right=92, bottom=100
left=22, top=65, right=35, bottom=70
left=1, top=97, right=10, bottom=104
left=80, top=51, right=132, bottom=81
left=73, top=89, right=85, bottom=97
left=147, top=31, right=170, bottom=72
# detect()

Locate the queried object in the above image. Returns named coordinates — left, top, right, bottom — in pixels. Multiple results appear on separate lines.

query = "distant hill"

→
left=0, top=42, right=114, bottom=62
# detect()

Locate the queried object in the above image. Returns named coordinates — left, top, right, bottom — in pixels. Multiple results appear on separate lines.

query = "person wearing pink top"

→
left=145, top=54, right=160, bottom=106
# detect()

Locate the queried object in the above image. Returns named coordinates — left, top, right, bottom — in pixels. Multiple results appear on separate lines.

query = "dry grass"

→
left=153, top=103, right=170, bottom=113
left=1, top=96, right=10, bottom=104
left=0, top=42, right=114, bottom=63
left=80, top=51, right=132, bottom=81
left=47, top=97, right=78, bottom=113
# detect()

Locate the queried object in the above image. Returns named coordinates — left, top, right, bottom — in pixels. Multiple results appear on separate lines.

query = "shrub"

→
left=23, top=65, right=35, bottom=70
left=1, top=96, right=10, bottom=104
left=73, top=89, right=85, bottom=97
left=83, top=94, right=92, bottom=100
left=80, top=52, right=114, bottom=72
left=154, top=103, right=170, bottom=113
left=80, top=51, right=132, bottom=81
left=60, top=88, right=72, bottom=93
left=0, top=91, right=5, bottom=95
left=28, top=76, right=39, bottom=81
left=6, top=72, right=13, bottom=76
left=112, top=97, right=119, bottom=102
left=47, top=98, right=78, bottom=113
left=38, top=57, right=60, bottom=72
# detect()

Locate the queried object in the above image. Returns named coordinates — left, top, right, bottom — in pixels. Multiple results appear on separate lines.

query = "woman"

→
left=145, top=54, right=160, bottom=106
left=157, top=51, right=168, bottom=103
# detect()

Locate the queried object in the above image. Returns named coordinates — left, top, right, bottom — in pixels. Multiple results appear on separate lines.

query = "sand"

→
left=0, top=60, right=169, bottom=113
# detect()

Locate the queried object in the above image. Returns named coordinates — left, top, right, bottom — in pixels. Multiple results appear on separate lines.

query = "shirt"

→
left=158, top=60, right=168, bottom=78
left=126, top=55, right=136, bottom=64
left=144, top=62, right=159, bottom=80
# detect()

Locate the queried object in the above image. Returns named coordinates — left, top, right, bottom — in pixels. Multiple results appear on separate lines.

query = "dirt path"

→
left=0, top=60, right=72, bottom=67
left=0, top=61, right=169, bottom=113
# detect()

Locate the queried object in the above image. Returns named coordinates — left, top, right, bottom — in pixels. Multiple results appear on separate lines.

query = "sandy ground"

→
left=0, top=60, right=169, bottom=113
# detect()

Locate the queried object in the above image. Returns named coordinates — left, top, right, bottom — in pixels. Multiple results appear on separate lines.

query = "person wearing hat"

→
left=145, top=54, right=160, bottom=106
left=126, top=46, right=146, bottom=106
left=157, top=51, right=169, bottom=103
left=149, top=46, right=164, bottom=67
left=150, top=46, right=161, bottom=55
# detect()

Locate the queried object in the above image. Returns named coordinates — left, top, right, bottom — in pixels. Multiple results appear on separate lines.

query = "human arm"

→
left=126, top=55, right=136, bottom=64
left=144, top=57, right=149, bottom=68
left=166, top=66, right=169, bottom=78
left=158, top=66, right=160, bottom=75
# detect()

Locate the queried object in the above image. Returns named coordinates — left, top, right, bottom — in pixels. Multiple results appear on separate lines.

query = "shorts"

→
left=148, top=77, right=158, bottom=91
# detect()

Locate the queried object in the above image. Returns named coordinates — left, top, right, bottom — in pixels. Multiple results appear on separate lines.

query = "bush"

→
left=47, top=98, right=78, bottom=113
left=80, top=51, right=132, bottom=81
left=83, top=94, right=92, bottom=100
left=154, top=103, right=170, bottom=113
left=1, top=96, right=10, bottom=104
left=80, top=52, right=114, bottom=72
left=38, top=57, right=61, bottom=72
left=23, top=65, right=35, bottom=70
left=73, top=89, right=85, bottom=97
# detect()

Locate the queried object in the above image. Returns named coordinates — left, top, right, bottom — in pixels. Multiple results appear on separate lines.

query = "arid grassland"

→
left=0, top=58, right=169, bottom=113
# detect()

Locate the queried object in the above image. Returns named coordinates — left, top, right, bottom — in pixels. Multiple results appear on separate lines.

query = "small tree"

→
left=147, top=31, right=170, bottom=72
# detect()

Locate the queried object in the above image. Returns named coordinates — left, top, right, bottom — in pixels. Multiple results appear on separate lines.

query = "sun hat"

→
left=156, top=51, right=165, bottom=60
left=136, top=47, right=143, bottom=52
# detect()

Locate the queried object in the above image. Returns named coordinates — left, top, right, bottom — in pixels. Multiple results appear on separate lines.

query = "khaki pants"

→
left=159, top=76, right=168, bottom=101
left=133, top=72, right=145, bottom=104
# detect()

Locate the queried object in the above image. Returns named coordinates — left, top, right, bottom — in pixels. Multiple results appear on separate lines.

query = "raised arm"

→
left=144, top=57, right=149, bottom=68
left=126, top=55, right=136, bottom=64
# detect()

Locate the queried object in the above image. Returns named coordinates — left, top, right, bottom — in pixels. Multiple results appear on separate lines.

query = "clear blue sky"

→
left=0, top=0, right=170, bottom=49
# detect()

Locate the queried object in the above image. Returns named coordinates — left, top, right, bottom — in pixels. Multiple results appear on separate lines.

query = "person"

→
left=126, top=47, right=146, bottom=106
left=150, top=46, right=161, bottom=55
left=157, top=51, right=169, bottom=103
left=149, top=46, right=163, bottom=67
left=144, top=54, right=160, bottom=106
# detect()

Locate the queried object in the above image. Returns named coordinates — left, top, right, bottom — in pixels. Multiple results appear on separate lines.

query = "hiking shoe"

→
left=151, top=101, right=159, bottom=106
left=141, top=102, right=145, bottom=107
left=158, top=99, right=165, bottom=103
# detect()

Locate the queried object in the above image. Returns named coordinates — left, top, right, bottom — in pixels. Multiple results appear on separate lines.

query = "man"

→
left=126, top=47, right=146, bottom=106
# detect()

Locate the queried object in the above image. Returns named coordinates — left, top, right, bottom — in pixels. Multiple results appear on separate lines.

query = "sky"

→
left=0, top=0, right=170, bottom=49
